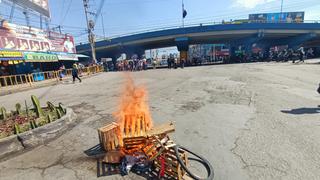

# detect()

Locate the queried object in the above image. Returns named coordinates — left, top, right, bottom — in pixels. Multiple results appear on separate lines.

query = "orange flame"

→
left=113, top=74, right=153, bottom=146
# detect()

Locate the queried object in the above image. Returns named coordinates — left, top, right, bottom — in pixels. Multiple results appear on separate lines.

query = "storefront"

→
left=24, top=51, right=59, bottom=73
left=0, top=20, right=77, bottom=75
left=0, top=50, right=24, bottom=75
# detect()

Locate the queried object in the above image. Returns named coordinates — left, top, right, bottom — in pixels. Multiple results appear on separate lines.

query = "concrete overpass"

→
left=76, top=23, right=320, bottom=60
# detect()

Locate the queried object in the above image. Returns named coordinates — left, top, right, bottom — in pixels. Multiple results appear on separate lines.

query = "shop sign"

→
left=24, top=52, right=58, bottom=62
left=0, top=50, right=24, bottom=61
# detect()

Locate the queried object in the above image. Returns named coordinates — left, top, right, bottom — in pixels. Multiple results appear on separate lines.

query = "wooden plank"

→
left=103, top=150, right=124, bottom=163
left=146, top=122, right=175, bottom=136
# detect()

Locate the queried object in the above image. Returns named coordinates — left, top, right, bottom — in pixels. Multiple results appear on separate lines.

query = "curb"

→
left=0, top=108, right=76, bottom=161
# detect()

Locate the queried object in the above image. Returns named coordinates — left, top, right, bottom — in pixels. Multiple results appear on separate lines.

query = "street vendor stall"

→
left=23, top=52, right=59, bottom=81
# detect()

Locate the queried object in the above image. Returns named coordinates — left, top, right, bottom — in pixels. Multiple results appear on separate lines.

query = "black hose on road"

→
left=174, top=145, right=214, bottom=180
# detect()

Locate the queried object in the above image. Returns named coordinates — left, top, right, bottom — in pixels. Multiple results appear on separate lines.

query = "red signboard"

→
left=0, top=20, right=76, bottom=53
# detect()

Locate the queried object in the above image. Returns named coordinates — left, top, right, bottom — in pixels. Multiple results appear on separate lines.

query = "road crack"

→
left=231, top=136, right=288, bottom=177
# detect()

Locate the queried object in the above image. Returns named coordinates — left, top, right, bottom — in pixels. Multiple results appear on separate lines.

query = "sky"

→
left=0, top=0, right=319, bottom=44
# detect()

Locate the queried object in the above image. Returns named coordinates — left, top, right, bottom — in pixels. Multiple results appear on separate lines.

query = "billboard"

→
left=8, top=0, right=50, bottom=17
left=249, top=12, right=304, bottom=23
left=0, top=20, right=76, bottom=54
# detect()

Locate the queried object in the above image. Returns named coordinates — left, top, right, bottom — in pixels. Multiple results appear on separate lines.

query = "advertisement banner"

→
left=55, top=52, right=78, bottom=61
left=24, top=52, right=58, bottom=62
left=0, top=50, right=24, bottom=61
left=249, top=12, right=304, bottom=23
left=8, top=0, right=50, bottom=17
left=0, top=20, right=76, bottom=53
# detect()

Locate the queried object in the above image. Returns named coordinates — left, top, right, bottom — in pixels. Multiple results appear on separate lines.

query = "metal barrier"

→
left=0, top=65, right=104, bottom=88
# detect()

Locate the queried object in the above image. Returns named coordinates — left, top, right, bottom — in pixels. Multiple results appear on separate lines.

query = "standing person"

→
left=180, top=58, right=185, bottom=68
left=139, top=59, right=143, bottom=71
left=129, top=60, right=134, bottom=71
left=152, top=58, right=157, bottom=69
left=77, top=62, right=84, bottom=76
left=307, top=48, right=314, bottom=58
left=72, top=63, right=82, bottom=83
left=288, top=49, right=293, bottom=62
left=59, top=64, right=66, bottom=81
left=133, top=59, right=138, bottom=71
left=143, top=58, right=147, bottom=70
left=298, top=46, right=305, bottom=62
left=167, top=57, right=171, bottom=69
left=174, top=57, right=178, bottom=69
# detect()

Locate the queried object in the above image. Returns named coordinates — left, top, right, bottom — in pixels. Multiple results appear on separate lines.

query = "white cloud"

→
left=303, top=5, right=320, bottom=20
left=234, top=0, right=277, bottom=9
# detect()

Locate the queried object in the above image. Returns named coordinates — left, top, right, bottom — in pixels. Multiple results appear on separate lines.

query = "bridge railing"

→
left=77, top=19, right=320, bottom=45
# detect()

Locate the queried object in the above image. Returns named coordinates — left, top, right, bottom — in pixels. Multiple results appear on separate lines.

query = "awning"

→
left=76, top=54, right=90, bottom=58
left=24, top=52, right=58, bottom=62
left=55, top=52, right=79, bottom=61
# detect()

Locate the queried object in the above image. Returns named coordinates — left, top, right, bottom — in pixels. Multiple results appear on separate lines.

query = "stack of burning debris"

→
left=90, top=75, right=213, bottom=180
left=98, top=121, right=188, bottom=179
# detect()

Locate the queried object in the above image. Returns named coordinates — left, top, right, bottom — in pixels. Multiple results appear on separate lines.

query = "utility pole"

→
left=83, top=0, right=97, bottom=64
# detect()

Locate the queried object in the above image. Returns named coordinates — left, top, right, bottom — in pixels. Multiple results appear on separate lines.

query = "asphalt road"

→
left=0, top=60, right=320, bottom=180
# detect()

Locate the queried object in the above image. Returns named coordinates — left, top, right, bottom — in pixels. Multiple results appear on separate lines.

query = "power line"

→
left=59, top=0, right=66, bottom=23
left=60, top=0, right=73, bottom=25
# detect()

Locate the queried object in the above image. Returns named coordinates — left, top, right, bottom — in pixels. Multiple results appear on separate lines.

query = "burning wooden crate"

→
left=122, top=136, right=147, bottom=153
left=153, top=147, right=188, bottom=180
left=142, top=135, right=175, bottom=161
left=97, top=121, right=188, bottom=179
left=98, top=122, right=121, bottom=151
left=121, top=113, right=152, bottom=138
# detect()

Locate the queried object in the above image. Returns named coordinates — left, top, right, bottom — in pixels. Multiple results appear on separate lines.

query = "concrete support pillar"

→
left=175, top=37, right=189, bottom=65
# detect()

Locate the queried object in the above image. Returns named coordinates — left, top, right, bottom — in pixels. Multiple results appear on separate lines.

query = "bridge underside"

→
left=76, top=23, right=320, bottom=60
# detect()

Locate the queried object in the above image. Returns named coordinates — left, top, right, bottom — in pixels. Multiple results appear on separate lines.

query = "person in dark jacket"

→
left=72, top=63, right=82, bottom=83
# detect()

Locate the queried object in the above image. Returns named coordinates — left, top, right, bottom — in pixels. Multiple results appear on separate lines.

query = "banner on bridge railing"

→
left=249, top=12, right=304, bottom=23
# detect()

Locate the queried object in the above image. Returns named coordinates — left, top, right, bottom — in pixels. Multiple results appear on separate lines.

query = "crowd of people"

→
left=101, top=46, right=318, bottom=72
left=233, top=47, right=315, bottom=63
left=167, top=54, right=185, bottom=69
left=116, top=58, right=148, bottom=71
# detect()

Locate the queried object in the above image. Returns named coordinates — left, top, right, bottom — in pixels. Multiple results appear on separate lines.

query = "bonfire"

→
left=93, top=74, right=213, bottom=180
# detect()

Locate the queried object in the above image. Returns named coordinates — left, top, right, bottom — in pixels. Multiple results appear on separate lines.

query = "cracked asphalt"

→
left=0, top=60, right=320, bottom=180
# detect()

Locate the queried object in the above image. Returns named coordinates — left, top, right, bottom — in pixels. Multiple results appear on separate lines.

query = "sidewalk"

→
left=0, top=72, right=102, bottom=96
